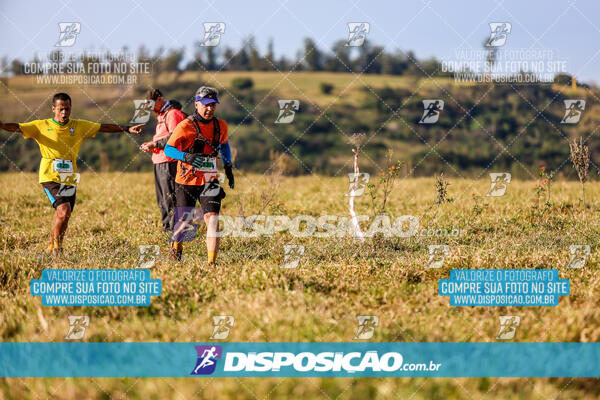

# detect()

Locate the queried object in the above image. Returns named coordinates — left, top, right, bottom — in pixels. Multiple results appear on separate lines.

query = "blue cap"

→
left=195, top=86, right=219, bottom=105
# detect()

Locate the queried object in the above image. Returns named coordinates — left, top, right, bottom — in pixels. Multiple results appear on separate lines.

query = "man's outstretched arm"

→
left=0, top=120, right=22, bottom=132
left=164, top=142, right=235, bottom=189
left=99, top=123, right=145, bottom=135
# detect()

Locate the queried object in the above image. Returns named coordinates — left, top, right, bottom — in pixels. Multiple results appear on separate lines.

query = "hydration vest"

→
left=188, top=115, right=222, bottom=157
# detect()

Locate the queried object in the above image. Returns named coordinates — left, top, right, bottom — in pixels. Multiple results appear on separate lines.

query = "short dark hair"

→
left=145, top=88, right=163, bottom=101
left=52, top=92, right=71, bottom=105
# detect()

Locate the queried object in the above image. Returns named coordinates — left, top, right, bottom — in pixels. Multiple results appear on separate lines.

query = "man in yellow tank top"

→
left=0, top=92, right=144, bottom=255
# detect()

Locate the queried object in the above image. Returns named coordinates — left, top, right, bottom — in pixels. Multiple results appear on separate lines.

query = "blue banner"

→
left=30, top=269, right=161, bottom=306
left=439, top=269, right=569, bottom=306
left=0, top=343, right=599, bottom=377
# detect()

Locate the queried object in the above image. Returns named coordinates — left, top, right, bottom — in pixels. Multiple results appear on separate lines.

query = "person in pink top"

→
left=139, top=88, right=187, bottom=232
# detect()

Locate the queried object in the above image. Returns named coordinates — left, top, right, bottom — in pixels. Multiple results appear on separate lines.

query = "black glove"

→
left=224, top=163, right=234, bottom=189
left=183, top=152, right=206, bottom=169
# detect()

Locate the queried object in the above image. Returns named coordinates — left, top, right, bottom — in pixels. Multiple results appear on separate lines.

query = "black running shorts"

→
left=41, top=181, right=76, bottom=210
left=175, top=179, right=225, bottom=214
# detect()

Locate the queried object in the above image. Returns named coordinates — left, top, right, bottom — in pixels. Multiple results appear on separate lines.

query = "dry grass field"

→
left=1, top=170, right=599, bottom=399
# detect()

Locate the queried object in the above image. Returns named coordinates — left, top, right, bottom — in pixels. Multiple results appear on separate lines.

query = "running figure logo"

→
left=56, top=22, right=81, bottom=47
left=131, top=100, right=154, bottom=124
left=354, top=315, right=378, bottom=340
left=496, top=316, right=520, bottom=340
left=345, top=172, right=370, bottom=197
left=346, top=23, right=370, bottom=47
left=191, top=345, right=222, bottom=375
left=209, top=316, right=234, bottom=340
left=486, top=172, right=511, bottom=197
left=138, top=245, right=160, bottom=269
left=170, top=207, right=204, bottom=243
left=561, top=100, right=585, bottom=124
left=200, top=23, right=226, bottom=47
left=426, top=245, right=449, bottom=269
left=199, top=179, right=222, bottom=198
left=419, top=100, right=444, bottom=124
left=281, top=244, right=304, bottom=269
left=275, top=100, right=299, bottom=123
left=65, top=316, right=90, bottom=340
left=58, top=172, right=80, bottom=197
left=486, top=22, right=511, bottom=47
left=566, top=245, right=590, bottom=269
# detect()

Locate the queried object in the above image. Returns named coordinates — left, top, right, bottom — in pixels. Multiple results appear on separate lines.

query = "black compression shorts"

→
left=175, top=180, right=225, bottom=214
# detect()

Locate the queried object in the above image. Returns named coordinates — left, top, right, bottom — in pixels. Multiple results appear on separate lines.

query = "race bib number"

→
left=52, top=159, right=73, bottom=173
left=192, top=157, right=217, bottom=173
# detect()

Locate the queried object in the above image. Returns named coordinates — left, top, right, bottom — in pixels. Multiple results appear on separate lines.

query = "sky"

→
left=1, top=0, right=600, bottom=84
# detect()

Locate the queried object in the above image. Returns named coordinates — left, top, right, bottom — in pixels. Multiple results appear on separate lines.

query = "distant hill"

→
left=1, top=71, right=598, bottom=179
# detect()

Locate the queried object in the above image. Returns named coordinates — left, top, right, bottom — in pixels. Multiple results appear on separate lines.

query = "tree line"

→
left=1, top=37, right=463, bottom=77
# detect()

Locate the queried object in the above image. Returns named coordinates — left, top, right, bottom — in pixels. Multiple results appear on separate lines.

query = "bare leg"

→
left=204, top=212, right=219, bottom=263
left=47, top=203, right=71, bottom=253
